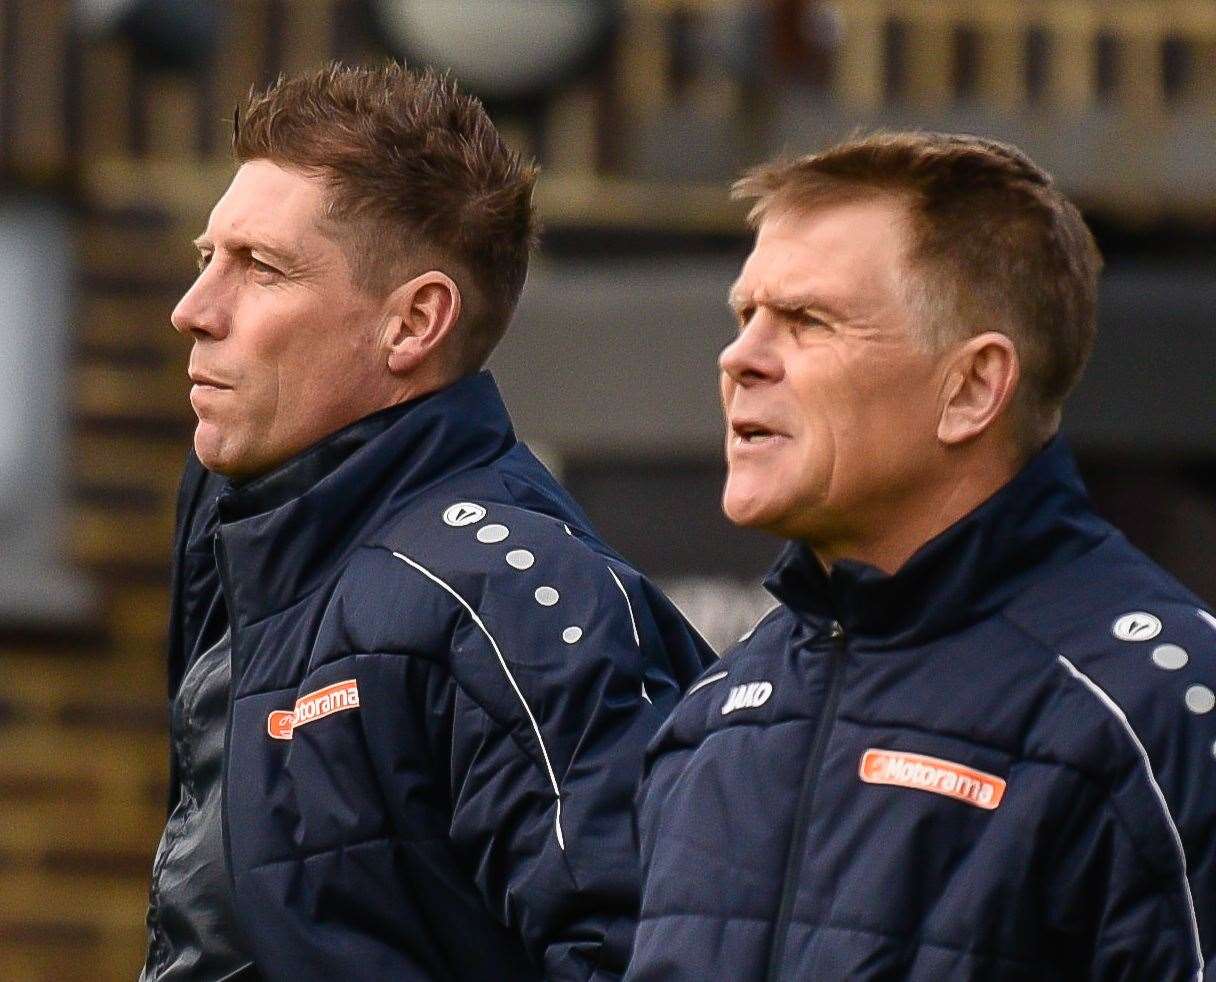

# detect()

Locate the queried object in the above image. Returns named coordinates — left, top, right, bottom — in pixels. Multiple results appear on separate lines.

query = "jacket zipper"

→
left=213, top=531, right=242, bottom=910
left=764, top=621, right=847, bottom=982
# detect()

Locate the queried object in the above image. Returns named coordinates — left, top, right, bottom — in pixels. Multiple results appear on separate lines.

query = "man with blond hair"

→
left=628, top=133, right=1215, bottom=980
left=140, top=63, right=712, bottom=981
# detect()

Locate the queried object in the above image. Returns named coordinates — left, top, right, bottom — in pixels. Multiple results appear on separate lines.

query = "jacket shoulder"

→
left=1003, top=535, right=1216, bottom=750
left=1002, top=536, right=1216, bottom=860
left=380, top=496, right=625, bottom=610
left=648, top=604, right=791, bottom=752
left=329, top=497, right=645, bottom=669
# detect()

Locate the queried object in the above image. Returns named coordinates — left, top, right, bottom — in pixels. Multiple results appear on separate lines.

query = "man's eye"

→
left=250, top=257, right=279, bottom=277
left=195, top=253, right=211, bottom=272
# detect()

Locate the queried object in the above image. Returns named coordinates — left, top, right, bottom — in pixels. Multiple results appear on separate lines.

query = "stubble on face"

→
left=174, top=161, right=394, bottom=480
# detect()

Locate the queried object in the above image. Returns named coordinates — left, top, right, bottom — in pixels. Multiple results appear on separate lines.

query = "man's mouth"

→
left=731, top=421, right=785, bottom=445
left=188, top=372, right=231, bottom=390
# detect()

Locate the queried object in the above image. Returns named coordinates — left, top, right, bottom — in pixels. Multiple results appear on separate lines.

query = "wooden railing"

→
left=840, top=1, right=1216, bottom=110
left=2, top=1, right=1214, bottom=209
left=620, top=0, right=1216, bottom=113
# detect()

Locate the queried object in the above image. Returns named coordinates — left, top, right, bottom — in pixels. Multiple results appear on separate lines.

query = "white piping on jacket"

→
left=392, top=551, right=566, bottom=851
left=739, top=604, right=780, bottom=644
left=1057, top=655, right=1203, bottom=980
left=606, top=566, right=640, bottom=646
left=606, top=565, right=652, bottom=703
left=1197, top=608, right=1216, bottom=636
left=686, top=669, right=728, bottom=696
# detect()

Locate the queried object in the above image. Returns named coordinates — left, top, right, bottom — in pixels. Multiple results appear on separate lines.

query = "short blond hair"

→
left=734, top=132, right=1103, bottom=443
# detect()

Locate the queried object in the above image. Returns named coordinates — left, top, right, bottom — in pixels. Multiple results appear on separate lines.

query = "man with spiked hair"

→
left=140, top=63, right=712, bottom=981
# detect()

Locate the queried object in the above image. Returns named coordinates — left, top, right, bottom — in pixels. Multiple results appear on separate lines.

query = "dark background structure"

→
left=0, top=1, right=1213, bottom=977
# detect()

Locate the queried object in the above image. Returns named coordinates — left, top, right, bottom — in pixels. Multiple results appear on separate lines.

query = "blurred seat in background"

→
left=0, top=194, right=95, bottom=627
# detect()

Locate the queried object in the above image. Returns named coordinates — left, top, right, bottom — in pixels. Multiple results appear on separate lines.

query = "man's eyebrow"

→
left=728, top=291, right=846, bottom=318
left=191, top=234, right=297, bottom=266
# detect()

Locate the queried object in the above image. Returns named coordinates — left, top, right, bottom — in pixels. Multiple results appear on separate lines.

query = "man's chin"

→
left=722, top=487, right=786, bottom=535
left=193, top=424, right=243, bottom=477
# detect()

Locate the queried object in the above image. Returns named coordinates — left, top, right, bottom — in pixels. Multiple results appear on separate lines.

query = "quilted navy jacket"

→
left=630, top=439, right=1215, bottom=981
left=165, top=372, right=715, bottom=980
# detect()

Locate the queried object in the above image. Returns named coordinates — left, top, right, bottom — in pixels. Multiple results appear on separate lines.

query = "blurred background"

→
left=0, top=0, right=1213, bottom=977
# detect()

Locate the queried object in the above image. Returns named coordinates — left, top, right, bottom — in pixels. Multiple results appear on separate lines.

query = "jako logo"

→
left=268, top=679, right=360, bottom=741
left=721, top=681, right=773, bottom=715
left=859, top=749, right=1006, bottom=810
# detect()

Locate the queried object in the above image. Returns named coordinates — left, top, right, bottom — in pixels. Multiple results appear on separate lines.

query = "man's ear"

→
left=382, top=270, right=462, bottom=375
left=937, top=332, right=1020, bottom=445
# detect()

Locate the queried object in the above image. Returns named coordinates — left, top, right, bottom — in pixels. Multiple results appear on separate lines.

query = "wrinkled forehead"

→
left=202, top=160, right=331, bottom=245
left=731, top=197, right=914, bottom=308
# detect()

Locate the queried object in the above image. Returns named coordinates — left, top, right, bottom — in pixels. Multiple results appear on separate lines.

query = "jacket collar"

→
left=763, top=437, right=1111, bottom=648
left=215, top=371, right=516, bottom=620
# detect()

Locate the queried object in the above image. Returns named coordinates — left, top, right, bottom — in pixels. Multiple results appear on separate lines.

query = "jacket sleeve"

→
left=1043, top=765, right=1205, bottom=981
left=371, top=534, right=714, bottom=980
left=1046, top=609, right=1216, bottom=981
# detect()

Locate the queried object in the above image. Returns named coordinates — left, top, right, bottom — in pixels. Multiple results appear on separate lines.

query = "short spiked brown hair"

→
left=233, top=62, right=539, bottom=368
left=734, top=132, right=1103, bottom=443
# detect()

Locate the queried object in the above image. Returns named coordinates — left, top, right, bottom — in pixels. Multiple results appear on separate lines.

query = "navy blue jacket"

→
left=630, top=440, right=1215, bottom=981
left=166, top=372, right=714, bottom=980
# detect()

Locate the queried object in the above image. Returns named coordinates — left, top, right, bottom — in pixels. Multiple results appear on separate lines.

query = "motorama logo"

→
left=268, top=679, right=360, bottom=740
left=859, top=748, right=1006, bottom=810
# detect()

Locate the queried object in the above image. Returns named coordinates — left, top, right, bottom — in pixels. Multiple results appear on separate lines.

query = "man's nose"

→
left=719, top=316, right=782, bottom=386
left=170, top=266, right=229, bottom=340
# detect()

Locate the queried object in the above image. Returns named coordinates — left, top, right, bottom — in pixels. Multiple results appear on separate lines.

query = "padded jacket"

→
left=164, top=372, right=715, bottom=980
left=630, top=439, right=1215, bottom=981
